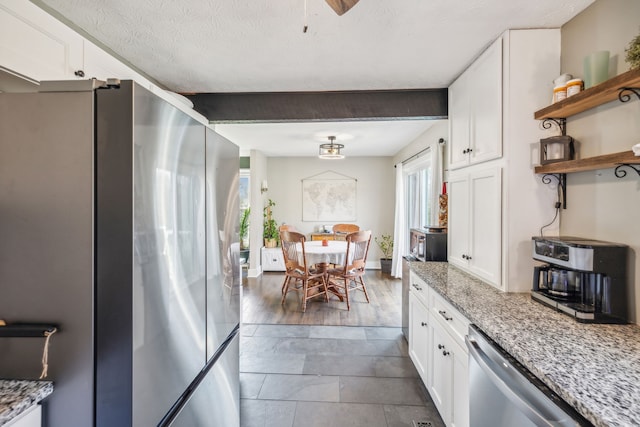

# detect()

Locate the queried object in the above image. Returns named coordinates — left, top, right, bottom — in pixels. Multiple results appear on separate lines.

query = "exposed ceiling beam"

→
left=186, top=89, right=448, bottom=123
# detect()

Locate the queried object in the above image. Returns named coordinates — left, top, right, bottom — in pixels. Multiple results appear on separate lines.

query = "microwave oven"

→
left=409, top=228, right=447, bottom=262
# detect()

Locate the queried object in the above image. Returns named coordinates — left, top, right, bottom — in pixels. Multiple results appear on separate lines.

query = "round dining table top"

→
left=301, top=240, right=348, bottom=266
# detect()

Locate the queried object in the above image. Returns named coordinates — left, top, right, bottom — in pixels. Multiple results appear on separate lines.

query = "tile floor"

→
left=240, top=324, right=445, bottom=427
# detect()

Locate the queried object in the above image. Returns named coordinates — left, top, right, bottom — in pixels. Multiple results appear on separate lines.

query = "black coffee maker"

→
left=531, top=236, right=629, bottom=323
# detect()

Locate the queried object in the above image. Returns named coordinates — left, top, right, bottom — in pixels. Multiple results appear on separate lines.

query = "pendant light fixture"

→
left=318, top=136, right=345, bottom=159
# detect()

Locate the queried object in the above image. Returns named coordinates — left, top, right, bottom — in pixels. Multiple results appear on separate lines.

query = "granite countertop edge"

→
left=0, top=380, right=53, bottom=426
left=409, top=261, right=640, bottom=427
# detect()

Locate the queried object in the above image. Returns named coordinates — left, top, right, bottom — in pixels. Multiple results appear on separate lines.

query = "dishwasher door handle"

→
left=466, top=335, right=555, bottom=427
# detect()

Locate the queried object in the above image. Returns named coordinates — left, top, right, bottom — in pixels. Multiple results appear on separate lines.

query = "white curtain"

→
left=391, top=162, right=405, bottom=278
left=430, top=141, right=444, bottom=226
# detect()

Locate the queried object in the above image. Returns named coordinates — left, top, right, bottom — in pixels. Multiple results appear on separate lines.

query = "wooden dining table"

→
left=302, top=240, right=349, bottom=301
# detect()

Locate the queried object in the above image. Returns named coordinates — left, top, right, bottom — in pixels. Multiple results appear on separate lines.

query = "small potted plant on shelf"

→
left=263, top=199, right=279, bottom=248
left=625, top=27, right=640, bottom=69
left=375, top=234, right=394, bottom=275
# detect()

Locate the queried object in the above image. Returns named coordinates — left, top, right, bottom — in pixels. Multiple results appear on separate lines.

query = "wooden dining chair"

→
left=332, top=223, right=359, bottom=240
left=327, top=230, right=371, bottom=310
left=280, top=231, right=328, bottom=312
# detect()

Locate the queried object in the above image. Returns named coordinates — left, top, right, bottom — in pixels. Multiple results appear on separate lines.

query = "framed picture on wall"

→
left=301, top=176, right=356, bottom=221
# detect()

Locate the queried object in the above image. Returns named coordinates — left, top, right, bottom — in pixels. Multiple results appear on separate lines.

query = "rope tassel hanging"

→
left=39, top=327, right=57, bottom=379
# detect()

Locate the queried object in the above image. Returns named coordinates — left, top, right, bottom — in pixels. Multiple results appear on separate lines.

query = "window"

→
left=404, top=153, right=433, bottom=232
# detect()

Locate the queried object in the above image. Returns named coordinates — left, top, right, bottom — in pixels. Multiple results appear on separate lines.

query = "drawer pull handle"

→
left=442, top=350, right=450, bottom=356
left=438, top=310, right=453, bottom=321
left=412, top=284, right=423, bottom=291
left=421, top=322, right=428, bottom=327
left=438, top=344, right=444, bottom=350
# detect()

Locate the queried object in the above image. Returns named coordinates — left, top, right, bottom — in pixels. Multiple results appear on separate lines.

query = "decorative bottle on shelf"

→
left=438, top=182, right=448, bottom=228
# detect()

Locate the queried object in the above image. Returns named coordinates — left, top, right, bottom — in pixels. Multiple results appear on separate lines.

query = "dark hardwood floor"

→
left=242, top=270, right=402, bottom=327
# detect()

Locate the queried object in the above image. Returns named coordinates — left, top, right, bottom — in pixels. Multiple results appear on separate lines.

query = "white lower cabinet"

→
left=6, top=405, right=41, bottom=427
left=429, top=317, right=454, bottom=421
left=408, top=279, right=469, bottom=427
left=409, top=292, right=430, bottom=383
left=261, top=246, right=285, bottom=271
left=428, top=314, right=469, bottom=427
left=452, top=341, right=469, bottom=427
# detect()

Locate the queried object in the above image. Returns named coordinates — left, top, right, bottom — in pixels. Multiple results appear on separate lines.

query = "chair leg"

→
left=359, top=276, right=370, bottom=303
left=281, top=279, right=289, bottom=305
left=281, top=276, right=290, bottom=294
left=344, top=278, right=350, bottom=311
left=301, top=280, right=308, bottom=312
left=323, top=276, right=329, bottom=302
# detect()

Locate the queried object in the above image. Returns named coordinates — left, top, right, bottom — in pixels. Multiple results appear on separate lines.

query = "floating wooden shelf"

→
left=534, top=150, right=640, bottom=174
left=534, top=68, right=640, bottom=120
left=0, top=323, right=58, bottom=338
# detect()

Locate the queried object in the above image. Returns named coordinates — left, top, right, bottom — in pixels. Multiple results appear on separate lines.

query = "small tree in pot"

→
left=375, top=234, right=394, bottom=274
left=263, top=199, right=279, bottom=248
left=240, top=207, right=250, bottom=250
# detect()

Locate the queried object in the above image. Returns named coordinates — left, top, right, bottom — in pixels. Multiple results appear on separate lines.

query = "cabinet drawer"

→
left=409, top=271, right=429, bottom=305
left=430, top=291, right=469, bottom=348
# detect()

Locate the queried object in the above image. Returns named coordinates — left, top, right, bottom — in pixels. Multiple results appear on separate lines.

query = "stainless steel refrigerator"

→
left=0, top=80, right=240, bottom=426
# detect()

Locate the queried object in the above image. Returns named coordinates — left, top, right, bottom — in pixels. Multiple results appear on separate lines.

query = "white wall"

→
left=248, top=150, right=268, bottom=277
left=560, top=0, right=640, bottom=323
left=393, top=121, right=448, bottom=168
left=264, top=156, right=395, bottom=265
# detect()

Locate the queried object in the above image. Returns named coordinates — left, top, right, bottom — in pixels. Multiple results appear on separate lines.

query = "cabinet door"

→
left=468, top=168, right=502, bottom=287
left=409, top=293, right=430, bottom=383
left=469, top=37, right=503, bottom=165
left=451, top=340, right=469, bottom=427
left=261, top=247, right=285, bottom=271
left=447, top=173, right=469, bottom=268
left=429, top=316, right=453, bottom=425
left=448, top=72, right=471, bottom=170
left=5, top=405, right=41, bottom=427
left=0, top=1, right=83, bottom=81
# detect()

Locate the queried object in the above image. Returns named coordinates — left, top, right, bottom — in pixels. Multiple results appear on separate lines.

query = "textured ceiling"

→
left=216, top=120, right=442, bottom=157
left=33, top=0, right=594, bottom=93
left=30, top=0, right=593, bottom=157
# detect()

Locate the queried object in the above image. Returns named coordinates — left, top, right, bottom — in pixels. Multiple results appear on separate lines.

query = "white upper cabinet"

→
left=446, top=29, right=560, bottom=292
left=0, top=0, right=83, bottom=81
left=448, top=37, right=503, bottom=170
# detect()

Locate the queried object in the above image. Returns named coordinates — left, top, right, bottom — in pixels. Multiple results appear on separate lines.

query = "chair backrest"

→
left=344, top=230, right=371, bottom=272
left=333, top=223, right=360, bottom=234
left=279, top=224, right=297, bottom=232
left=280, top=230, right=308, bottom=273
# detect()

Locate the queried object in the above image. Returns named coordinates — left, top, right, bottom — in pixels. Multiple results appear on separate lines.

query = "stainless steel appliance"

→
left=409, top=228, right=447, bottom=261
left=0, top=80, right=240, bottom=426
left=531, top=236, right=628, bottom=323
left=466, top=325, right=593, bottom=427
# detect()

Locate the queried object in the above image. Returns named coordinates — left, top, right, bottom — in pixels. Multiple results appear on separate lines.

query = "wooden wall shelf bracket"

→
left=541, top=173, right=567, bottom=209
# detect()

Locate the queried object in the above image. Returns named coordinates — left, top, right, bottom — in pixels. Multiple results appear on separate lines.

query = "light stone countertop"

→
left=0, top=380, right=53, bottom=426
left=410, top=262, right=640, bottom=427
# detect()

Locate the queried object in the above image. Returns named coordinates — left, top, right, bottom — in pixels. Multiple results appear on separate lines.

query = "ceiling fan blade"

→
left=325, top=0, right=360, bottom=16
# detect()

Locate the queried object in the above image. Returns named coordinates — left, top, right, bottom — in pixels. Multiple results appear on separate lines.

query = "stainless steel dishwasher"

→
left=466, top=325, right=593, bottom=427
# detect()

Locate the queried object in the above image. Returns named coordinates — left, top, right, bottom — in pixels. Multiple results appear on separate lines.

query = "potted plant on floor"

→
left=239, top=207, right=250, bottom=265
left=263, top=199, right=279, bottom=248
left=240, top=207, right=250, bottom=250
left=375, top=234, right=393, bottom=274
